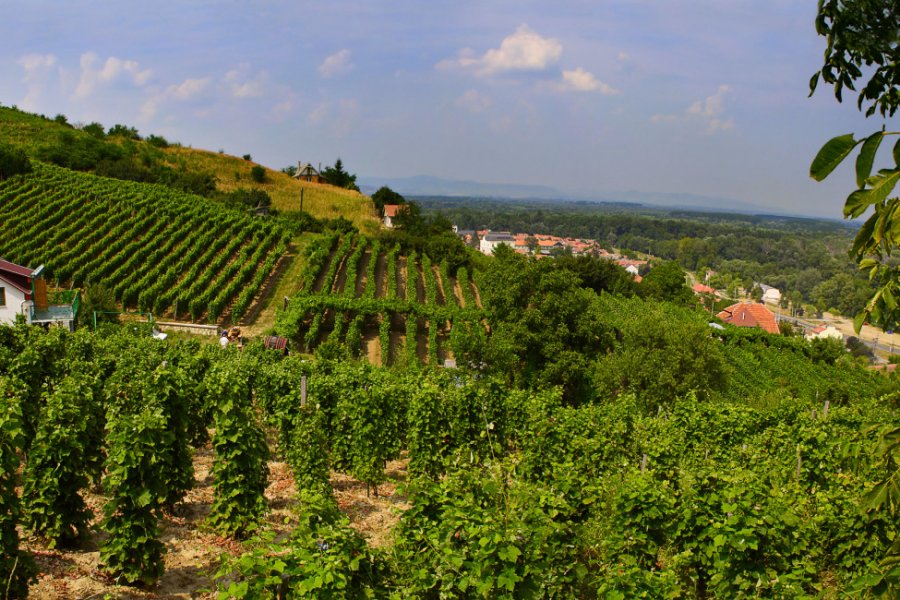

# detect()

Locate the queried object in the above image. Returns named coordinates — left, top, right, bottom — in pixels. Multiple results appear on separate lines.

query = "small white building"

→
left=0, top=258, right=79, bottom=329
left=805, top=325, right=843, bottom=342
left=762, top=287, right=782, bottom=305
left=383, top=204, right=403, bottom=228
left=479, top=232, right=515, bottom=255
left=0, top=259, right=30, bottom=325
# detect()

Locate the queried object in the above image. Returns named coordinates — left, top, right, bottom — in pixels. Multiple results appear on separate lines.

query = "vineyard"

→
left=0, top=163, right=289, bottom=323
left=0, top=323, right=897, bottom=598
left=275, top=232, right=487, bottom=366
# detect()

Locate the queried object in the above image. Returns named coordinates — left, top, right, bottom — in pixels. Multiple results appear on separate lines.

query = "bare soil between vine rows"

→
left=19, top=440, right=410, bottom=599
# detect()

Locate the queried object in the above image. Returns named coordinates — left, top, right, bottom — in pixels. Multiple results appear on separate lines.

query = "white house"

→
left=479, top=232, right=515, bottom=255
left=805, top=325, right=843, bottom=342
left=0, top=258, right=79, bottom=330
left=762, top=287, right=782, bottom=305
left=0, top=258, right=31, bottom=325
left=383, top=204, right=403, bottom=228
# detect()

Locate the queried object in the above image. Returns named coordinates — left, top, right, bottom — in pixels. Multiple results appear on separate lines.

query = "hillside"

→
left=0, top=162, right=288, bottom=324
left=0, top=106, right=379, bottom=232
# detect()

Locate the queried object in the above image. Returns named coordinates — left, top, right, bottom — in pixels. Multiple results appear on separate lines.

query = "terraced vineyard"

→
left=276, top=232, right=486, bottom=365
left=0, top=162, right=289, bottom=323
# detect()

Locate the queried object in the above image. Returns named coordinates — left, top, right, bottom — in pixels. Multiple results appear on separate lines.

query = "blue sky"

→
left=0, top=1, right=892, bottom=217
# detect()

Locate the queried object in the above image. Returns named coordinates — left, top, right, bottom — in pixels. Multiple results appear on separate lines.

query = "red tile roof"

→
left=0, top=258, right=33, bottom=277
left=383, top=204, right=402, bottom=217
left=0, top=258, right=34, bottom=297
left=692, top=283, right=715, bottom=294
left=716, top=302, right=779, bottom=334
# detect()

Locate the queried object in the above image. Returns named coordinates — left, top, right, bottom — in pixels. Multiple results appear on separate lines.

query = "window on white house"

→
left=0, top=287, right=5, bottom=307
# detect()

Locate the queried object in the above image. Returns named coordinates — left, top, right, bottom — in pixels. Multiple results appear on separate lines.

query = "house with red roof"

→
left=382, top=204, right=404, bottom=228
left=0, top=258, right=79, bottom=329
left=715, top=302, right=779, bottom=334
left=692, top=283, right=716, bottom=295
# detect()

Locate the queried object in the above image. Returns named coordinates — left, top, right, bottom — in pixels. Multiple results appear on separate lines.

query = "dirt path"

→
left=451, top=275, right=465, bottom=308
left=311, top=245, right=337, bottom=294
left=414, top=261, right=426, bottom=304
left=331, top=246, right=352, bottom=295
left=471, top=280, right=483, bottom=309
left=355, top=248, right=371, bottom=298
left=23, top=433, right=409, bottom=598
left=363, top=320, right=382, bottom=366
left=397, top=257, right=407, bottom=301
left=373, top=252, right=387, bottom=299
left=432, top=265, right=446, bottom=306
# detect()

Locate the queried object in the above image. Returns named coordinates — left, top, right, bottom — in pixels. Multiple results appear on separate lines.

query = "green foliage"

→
left=371, top=185, right=405, bottom=212
left=592, top=295, right=728, bottom=410
left=331, top=371, right=404, bottom=492
left=808, top=5, right=900, bottom=331
left=0, top=142, right=32, bottom=180
left=250, top=165, right=266, bottom=183
left=285, top=406, right=331, bottom=493
left=639, top=260, right=693, bottom=304
left=391, top=462, right=585, bottom=597
left=107, top=124, right=141, bottom=139
left=480, top=246, right=615, bottom=402
left=221, top=188, right=272, bottom=211
left=100, top=404, right=169, bottom=585
left=22, top=371, right=100, bottom=546
left=216, top=488, right=385, bottom=598
left=0, top=163, right=285, bottom=321
left=321, top=158, right=358, bottom=191
left=0, top=376, right=36, bottom=597
left=207, top=361, right=270, bottom=538
left=811, top=0, right=900, bottom=117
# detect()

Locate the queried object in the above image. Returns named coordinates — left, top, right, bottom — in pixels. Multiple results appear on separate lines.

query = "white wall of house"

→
left=762, top=288, right=781, bottom=305
left=0, top=279, right=27, bottom=325
left=479, top=237, right=514, bottom=255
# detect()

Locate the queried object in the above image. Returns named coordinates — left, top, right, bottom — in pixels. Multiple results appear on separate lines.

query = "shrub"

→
left=250, top=165, right=266, bottom=183
left=0, top=143, right=32, bottom=180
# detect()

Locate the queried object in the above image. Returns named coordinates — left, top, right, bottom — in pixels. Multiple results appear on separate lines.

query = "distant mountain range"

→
left=359, top=174, right=783, bottom=216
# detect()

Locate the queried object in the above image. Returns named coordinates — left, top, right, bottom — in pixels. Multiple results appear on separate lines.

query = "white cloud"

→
left=17, top=53, right=58, bottom=110
left=169, top=77, right=211, bottom=100
left=74, top=52, right=152, bottom=99
left=438, top=24, right=562, bottom=76
left=558, top=68, right=620, bottom=94
left=307, top=102, right=330, bottom=125
left=651, top=84, right=734, bottom=134
left=139, top=76, right=211, bottom=122
left=307, top=99, right=359, bottom=136
left=456, top=89, right=492, bottom=113
left=224, top=64, right=267, bottom=98
left=689, top=84, right=732, bottom=118
left=319, top=49, right=352, bottom=78
left=18, top=53, right=57, bottom=72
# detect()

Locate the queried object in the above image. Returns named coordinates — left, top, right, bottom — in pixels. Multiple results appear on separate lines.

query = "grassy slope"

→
left=163, top=147, right=378, bottom=233
left=0, top=107, right=379, bottom=232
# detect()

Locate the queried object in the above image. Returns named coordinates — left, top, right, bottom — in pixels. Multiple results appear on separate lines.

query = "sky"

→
left=0, top=0, right=893, bottom=218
